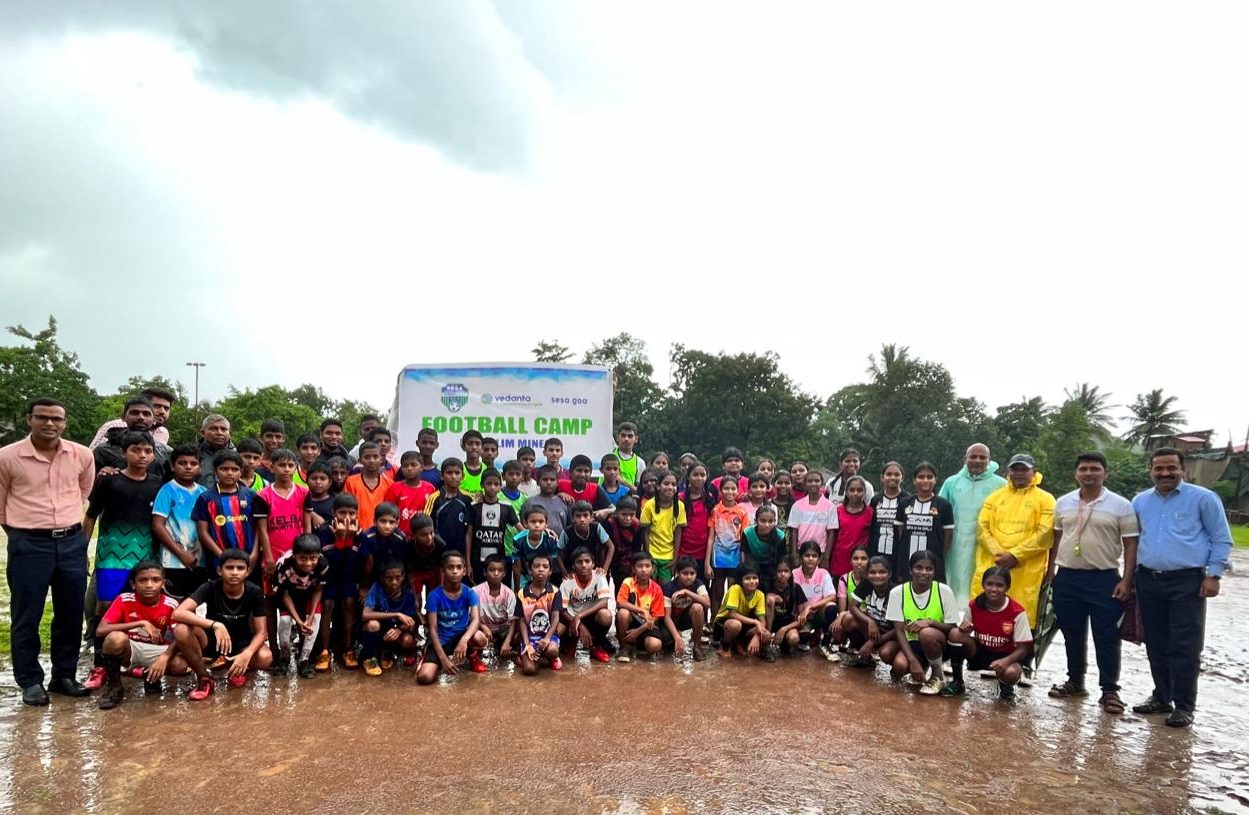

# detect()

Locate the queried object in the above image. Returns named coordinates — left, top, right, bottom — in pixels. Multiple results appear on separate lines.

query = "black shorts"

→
left=713, top=618, right=761, bottom=643
left=622, top=615, right=662, bottom=642
left=423, top=631, right=467, bottom=664
left=670, top=608, right=697, bottom=632
left=964, top=649, right=1009, bottom=671
left=491, top=627, right=512, bottom=653
left=202, top=627, right=251, bottom=661
left=907, top=639, right=951, bottom=666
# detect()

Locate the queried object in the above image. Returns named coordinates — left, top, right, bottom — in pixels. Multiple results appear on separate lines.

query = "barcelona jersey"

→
left=192, top=487, right=270, bottom=557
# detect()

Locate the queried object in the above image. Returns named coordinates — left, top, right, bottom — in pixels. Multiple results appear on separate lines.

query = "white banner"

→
left=389, top=363, right=615, bottom=467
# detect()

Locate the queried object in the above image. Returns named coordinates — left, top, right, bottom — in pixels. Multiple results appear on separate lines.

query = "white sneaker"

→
left=919, top=676, right=943, bottom=696
left=820, top=645, right=841, bottom=663
left=796, top=642, right=811, bottom=653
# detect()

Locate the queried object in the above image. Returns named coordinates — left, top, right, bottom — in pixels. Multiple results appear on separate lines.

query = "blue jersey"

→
left=425, top=584, right=479, bottom=645
left=152, top=480, right=206, bottom=569
left=364, top=582, right=419, bottom=617
left=191, top=487, right=269, bottom=558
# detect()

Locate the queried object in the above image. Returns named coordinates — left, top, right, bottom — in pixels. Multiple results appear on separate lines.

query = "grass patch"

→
left=1233, top=525, right=1249, bottom=549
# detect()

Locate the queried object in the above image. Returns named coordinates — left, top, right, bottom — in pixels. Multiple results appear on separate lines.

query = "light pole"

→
left=185, top=362, right=207, bottom=406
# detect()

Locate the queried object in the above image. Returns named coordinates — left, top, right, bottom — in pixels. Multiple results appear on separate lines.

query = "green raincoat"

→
left=938, top=460, right=1006, bottom=609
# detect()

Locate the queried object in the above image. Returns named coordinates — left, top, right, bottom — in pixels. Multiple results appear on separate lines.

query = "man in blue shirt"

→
left=1130, top=447, right=1232, bottom=728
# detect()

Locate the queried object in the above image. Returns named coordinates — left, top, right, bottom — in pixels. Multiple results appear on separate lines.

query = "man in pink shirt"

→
left=0, top=397, right=96, bottom=705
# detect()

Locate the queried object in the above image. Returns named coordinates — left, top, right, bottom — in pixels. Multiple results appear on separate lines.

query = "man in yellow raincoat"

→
left=976, top=454, right=1056, bottom=627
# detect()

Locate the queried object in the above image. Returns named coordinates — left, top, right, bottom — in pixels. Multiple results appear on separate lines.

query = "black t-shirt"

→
left=895, top=495, right=954, bottom=581
left=190, top=579, right=266, bottom=645
left=469, top=501, right=520, bottom=563
left=769, top=579, right=808, bottom=628
left=303, top=492, right=335, bottom=525
left=86, top=472, right=162, bottom=534
left=868, top=491, right=908, bottom=560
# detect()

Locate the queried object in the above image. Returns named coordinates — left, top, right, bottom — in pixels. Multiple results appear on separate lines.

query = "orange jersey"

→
left=343, top=472, right=393, bottom=530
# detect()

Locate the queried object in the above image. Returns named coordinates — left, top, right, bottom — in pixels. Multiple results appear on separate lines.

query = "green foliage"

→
left=582, top=333, right=663, bottom=432
left=993, top=396, right=1051, bottom=460
left=1102, top=440, right=1152, bottom=498
left=1122, top=389, right=1186, bottom=448
left=0, top=317, right=100, bottom=444
left=1064, top=382, right=1117, bottom=440
left=1212, top=480, right=1237, bottom=500
left=1035, top=402, right=1094, bottom=494
left=532, top=340, right=572, bottom=363
left=215, top=386, right=322, bottom=443
left=649, top=344, right=817, bottom=466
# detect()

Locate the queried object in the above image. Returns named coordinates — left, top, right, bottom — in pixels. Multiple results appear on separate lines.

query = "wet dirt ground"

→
left=2, top=552, right=1246, bottom=815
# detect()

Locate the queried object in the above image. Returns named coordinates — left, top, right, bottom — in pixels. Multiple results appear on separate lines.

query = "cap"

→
left=1007, top=453, right=1036, bottom=468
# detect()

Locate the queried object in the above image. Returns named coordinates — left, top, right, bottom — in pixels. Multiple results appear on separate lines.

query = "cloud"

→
left=1, top=1, right=617, bottom=173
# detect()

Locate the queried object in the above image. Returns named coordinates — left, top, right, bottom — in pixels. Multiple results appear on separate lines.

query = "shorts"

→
left=410, top=569, right=440, bottom=596
left=770, top=616, right=797, bottom=634
left=713, top=618, right=761, bottom=643
left=670, top=607, right=697, bottom=632
left=847, top=622, right=893, bottom=648
left=96, top=568, right=131, bottom=604
left=203, top=629, right=251, bottom=661
left=652, top=559, right=674, bottom=582
left=322, top=580, right=358, bottom=601
left=964, top=648, right=1009, bottom=671
left=907, top=640, right=951, bottom=666
left=129, top=639, right=171, bottom=668
left=622, top=614, right=663, bottom=642
left=423, top=631, right=468, bottom=663
left=490, top=626, right=512, bottom=654
left=527, top=633, right=560, bottom=651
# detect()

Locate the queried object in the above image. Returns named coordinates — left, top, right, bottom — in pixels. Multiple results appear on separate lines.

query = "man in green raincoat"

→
left=938, top=443, right=1006, bottom=608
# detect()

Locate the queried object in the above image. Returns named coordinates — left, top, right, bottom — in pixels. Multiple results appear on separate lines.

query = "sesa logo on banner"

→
left=440, top=383, right=469, bottom=413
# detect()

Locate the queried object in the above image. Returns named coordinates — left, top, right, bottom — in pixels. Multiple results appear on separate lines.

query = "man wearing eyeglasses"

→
left=0, top=397, right=96, bottom=706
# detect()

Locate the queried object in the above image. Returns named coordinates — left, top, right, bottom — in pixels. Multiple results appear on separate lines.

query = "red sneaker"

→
left=589, top=646, right=611, bottom=663
left=83, top=666, right=107, bottom=690
left=402, top=654, right=417, bottom=667
left=188, top=676, right=215, bottom=701
left=550, top=657, right=564, bottom=671
left=468, top=652, right=489, bottom=673
left=227, top=672, right=248, bottom=688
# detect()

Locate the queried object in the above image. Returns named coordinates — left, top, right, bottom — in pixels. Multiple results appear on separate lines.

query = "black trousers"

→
left=5, top=527, right=89, bottom=688
left=1052, top=567, right=1124, bottom=692
left=1135, top=567, right=1206, bottom=713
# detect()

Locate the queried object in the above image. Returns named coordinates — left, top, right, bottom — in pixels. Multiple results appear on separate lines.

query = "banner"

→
left=389, top=364, right=614, bottom=468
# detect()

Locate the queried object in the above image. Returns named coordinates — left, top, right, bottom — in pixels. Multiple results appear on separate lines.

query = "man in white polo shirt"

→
left=1046, top=451, right=1139, bottom=715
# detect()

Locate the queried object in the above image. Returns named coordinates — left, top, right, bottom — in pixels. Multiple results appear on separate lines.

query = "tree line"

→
left=2, top=317, right=1187, bottom=497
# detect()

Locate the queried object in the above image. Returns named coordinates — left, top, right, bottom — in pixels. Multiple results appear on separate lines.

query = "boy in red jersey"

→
left=96, top=561, right=185, bottom=709
left=385, top=451, right=437, bottom=531
left=558, top=455, right=612, bottom=519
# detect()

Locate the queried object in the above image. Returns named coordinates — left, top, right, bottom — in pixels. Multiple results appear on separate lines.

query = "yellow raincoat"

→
left=975, top=472, right=1056, bottom=626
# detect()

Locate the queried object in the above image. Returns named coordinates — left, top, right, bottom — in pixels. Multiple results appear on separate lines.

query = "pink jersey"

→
left=260, top=483, right=309, bottom=560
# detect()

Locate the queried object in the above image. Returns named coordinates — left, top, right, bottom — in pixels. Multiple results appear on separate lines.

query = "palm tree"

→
left=1122, top=389, right=1186, bottom=448
left=1063, top=382, right=1117, bottom=439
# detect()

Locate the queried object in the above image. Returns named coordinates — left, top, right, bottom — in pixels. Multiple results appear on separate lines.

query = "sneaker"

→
left=128, top=666, right=145, bottom=678
left=469, top=653, right=489, bottom=673
left=363, top=658, right=383, bottom=677
left=403, top=654, right=417, bottom=667
left=999, top=682, right=1017, bottom=701
left=939, top=680, right=966, bottom=698
left=380, top=655, right=395, bottom=672
left=270, top=659, right=288, bottom=676
left=919, top=676, right=943, bottom=696
left=550, top=657, right=564, bottom=672
left=227, top=672, right=248, bottom=688
left=98, top=680, right=125, bottom=710
left=762, top=648, right=776, bottom=663
left=691, top=644, right=706, bottom=662
left=841, top=653, right=862, bottom=668
left=617, top=646, right=633, bottom=663
left=314, top=651, right=331, bottom=672
left=188, top=676, right=215, bottom=701
left=795, top=642, right=811, bottom=653
left=297, top=660, right=315, bottom=678
left=589, top=646, right=611, bottom=664
left=83, top=666, right=107, bottom=691
left=821, top=644, right=841, bottom=663
left=341, top=651, right=359, bottom=670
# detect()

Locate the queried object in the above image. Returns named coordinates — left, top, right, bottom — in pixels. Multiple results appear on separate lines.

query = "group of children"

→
left=83, top=418, right=1032, bottom=708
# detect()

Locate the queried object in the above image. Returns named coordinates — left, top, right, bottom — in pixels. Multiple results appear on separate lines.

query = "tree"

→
left=1035, top=402, right=1094, bottom=495
left=650, top=345, right=816, bottom=466
left=0, top=317, right=100, bottom=444
left=1122, top=389, right=1186, bottom=448
left=582, top=333, right=663, bottom=429
left=824, top=344, right=997, bottom=480
left=1063, top=382, right=1117, bottom=440
left=215, top=386, right=322, bottom=443
left=994, top=396, right=1051, bottom=460
left=1102, top=440, right=1152, bottom=498
left=532, top=340, right=572, bottom=363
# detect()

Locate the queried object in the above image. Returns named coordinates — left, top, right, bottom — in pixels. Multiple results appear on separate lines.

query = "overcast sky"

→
left=3, top=3, right=1246, bottom=443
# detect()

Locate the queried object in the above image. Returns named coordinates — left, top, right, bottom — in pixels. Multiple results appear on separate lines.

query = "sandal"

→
left=1048, top=681, right=1089, bottom=699
left=1099, top=691, right=1126, bottom=714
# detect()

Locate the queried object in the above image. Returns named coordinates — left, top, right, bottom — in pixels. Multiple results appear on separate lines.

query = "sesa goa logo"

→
left=441, top=383, right=469, bottom=413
